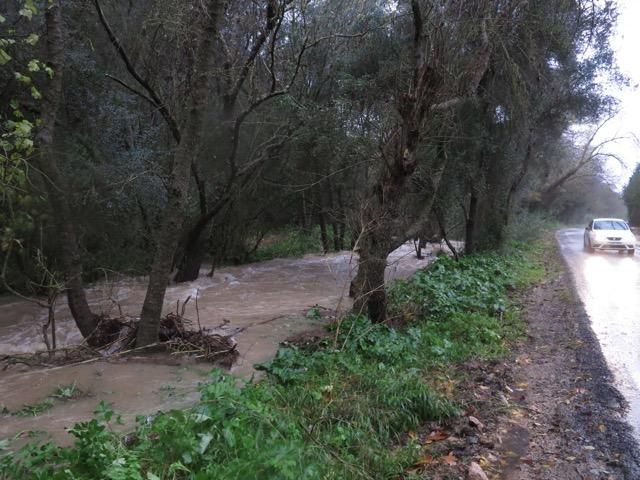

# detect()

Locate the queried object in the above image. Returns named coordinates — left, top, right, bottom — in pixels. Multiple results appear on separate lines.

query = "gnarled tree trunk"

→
left=137, top=0, right=223, bottom=346
left=352, top=0, right=492, bottom=321
left=36, top=2, right=99, bottom=341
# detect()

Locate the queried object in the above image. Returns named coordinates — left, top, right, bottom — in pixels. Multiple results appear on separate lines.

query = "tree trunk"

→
left=336, top=186, right=346, bottom=250
left=318, top=210, right=330, bottom=253
left=351, top=229, right=389, bottom=322
left=302, top=191, right=312, bottom=231
left=360, top=253, right=388, bottom=322
left=465, top=193, right=478, bottom=254
left=137, top=0, right=223, bottom=346
left=35, top=2, right=99, bottom=341
left=338, top=222, right=346, bottom=251
left=173, top=236, right=207, bottom=283
left=331, top=223, right=340, bottom=251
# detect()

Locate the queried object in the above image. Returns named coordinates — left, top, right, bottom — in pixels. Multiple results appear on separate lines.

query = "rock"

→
left=479, top=437, right=494, bottom=449
left=486, top=452, right=498, bottom=463
left=467, top=461, right=489, bottom=480
left=498, top=392, right=510, bottom=406
left=469, top=415, right=484, bottom=431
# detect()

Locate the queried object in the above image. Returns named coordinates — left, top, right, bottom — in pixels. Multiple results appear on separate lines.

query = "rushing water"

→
left=0, top=242, right=442, bottom=444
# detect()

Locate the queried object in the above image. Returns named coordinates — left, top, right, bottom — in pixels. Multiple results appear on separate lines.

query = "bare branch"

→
left=94, top=0, right=181, bottom=143
left=104, top=74, right=156, bottom=107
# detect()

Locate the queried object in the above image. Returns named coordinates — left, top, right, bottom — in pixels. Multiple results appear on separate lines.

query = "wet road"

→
left=557, top=228, right=640, bottom=439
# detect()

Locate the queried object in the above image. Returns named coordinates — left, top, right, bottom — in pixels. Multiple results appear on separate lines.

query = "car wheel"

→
left=585, top=238, right=594, bottom=253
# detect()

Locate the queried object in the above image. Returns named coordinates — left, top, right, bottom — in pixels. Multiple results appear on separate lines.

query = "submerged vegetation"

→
left=1, top=241, right=546, bottom=479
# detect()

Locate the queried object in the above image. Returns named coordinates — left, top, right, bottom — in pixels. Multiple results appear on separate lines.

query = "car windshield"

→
left=593, top=220, right=628, bottom=231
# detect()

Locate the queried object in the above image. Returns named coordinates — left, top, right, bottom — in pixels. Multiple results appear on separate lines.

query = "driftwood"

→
left=1, top=311, right=237, bottom=371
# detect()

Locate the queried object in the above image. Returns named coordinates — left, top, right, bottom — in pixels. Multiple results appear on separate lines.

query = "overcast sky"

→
left=596, top=0, right=640, bottom=189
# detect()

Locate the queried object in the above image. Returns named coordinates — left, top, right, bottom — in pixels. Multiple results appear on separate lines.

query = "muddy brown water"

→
left=0, top=243, right=442, bottom=445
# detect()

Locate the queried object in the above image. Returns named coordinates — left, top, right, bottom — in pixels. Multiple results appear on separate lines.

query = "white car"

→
left=584, top=218, right=636, bottom=255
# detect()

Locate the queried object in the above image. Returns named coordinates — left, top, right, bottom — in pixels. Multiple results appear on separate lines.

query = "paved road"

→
left=557, top=228, right=640, bottom=439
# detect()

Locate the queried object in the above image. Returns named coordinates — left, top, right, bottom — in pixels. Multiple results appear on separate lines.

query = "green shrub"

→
left=504, top=211, right=559, bottom=243
left=248, top=228, right=323, bottom=262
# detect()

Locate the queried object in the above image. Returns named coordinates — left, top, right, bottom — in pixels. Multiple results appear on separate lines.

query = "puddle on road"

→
left=0, top=243, right=441, bottom=444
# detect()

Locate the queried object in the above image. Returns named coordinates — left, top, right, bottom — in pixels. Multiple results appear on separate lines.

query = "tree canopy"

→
left=0, top=0, right=624, bottom=338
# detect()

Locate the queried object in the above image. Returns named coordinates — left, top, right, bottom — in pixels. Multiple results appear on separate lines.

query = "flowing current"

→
left=0, top=243, right=439, bottom=444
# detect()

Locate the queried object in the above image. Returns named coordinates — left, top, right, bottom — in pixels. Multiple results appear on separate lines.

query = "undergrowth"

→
left=248, top=228, right=324, bottom=262
left=0, top=242, right=546, bottom=480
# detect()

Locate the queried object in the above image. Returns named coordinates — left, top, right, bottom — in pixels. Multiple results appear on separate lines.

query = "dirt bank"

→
left=413, top=243, right=640, bottom=479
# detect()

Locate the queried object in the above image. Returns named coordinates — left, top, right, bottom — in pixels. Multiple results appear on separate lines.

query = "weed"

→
left=14, top=400, right=54, bottom=417
left=305, top=304, right=322, bottom=320
left=52, top=382, right=79, bottom=400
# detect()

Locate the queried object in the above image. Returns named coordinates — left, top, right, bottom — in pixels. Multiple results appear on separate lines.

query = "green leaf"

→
left=25, top=34, right=39, bottom=46
left=197, top=433, right=213, bottom=454
left=14, top=72, right=31, bottom=84
left=27, top=59, right=40, bottom=72
left=222, top=427, right=235, bottom=447
left=30, top=86, right=41, bottom=100
left=0, top=14, right=6, bottom=23
left=18, top=8, right=34, bottom=20
left=0, top=49, right=11, bottom=65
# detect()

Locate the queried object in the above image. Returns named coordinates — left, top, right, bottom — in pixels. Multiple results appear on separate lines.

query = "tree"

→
left=351, top=0, right=493, bottom=321
left=2, top=1, right=102, bottom=341
left=135, top=0, right=225, bottom=346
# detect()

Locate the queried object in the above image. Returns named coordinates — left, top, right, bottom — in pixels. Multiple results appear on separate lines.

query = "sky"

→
left=596, top=0, right=640, bottom=190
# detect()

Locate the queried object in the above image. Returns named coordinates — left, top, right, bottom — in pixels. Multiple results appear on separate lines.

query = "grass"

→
left=0, top=240, right=548, bottom=480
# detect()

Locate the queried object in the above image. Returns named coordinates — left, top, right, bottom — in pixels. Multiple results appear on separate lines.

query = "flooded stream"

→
left=0, top=243, right=438, bottom=444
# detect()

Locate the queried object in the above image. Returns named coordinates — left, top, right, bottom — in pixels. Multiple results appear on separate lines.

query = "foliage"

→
left=51, top=383, right=80, bottom=401
left=13, top=400, right=54, bottom=418
left=247, top=228, right=324, bottom=263
left=0, top=3, right=51, bottom=290
left=504, top=211, right=560, bottom=244
left=1, top=243, right=545, bottom=479
left=390, top=250, right=528, bottom=321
